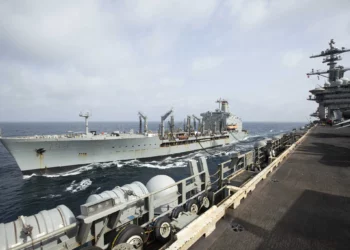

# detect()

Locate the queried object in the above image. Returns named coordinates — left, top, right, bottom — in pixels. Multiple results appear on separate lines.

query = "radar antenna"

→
left=307, top=39, right=350, bottom=82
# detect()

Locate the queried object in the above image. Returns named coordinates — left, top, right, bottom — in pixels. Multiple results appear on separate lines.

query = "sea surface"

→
left=0, top=121, right=304, bottom=223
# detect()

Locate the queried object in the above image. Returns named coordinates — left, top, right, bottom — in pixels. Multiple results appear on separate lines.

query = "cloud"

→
left=158, top=77, right=185, bottom=88
left=123, top=0, right=218, bottom=27
left=226, top=0, right=349, bottom=31
left=227, top=0, right=268, bottom=29
left=281, top=49, right=304, bottom=68
left=0, top=0, right=349, bottom=122
left=191, top=56, right=225, bottom=71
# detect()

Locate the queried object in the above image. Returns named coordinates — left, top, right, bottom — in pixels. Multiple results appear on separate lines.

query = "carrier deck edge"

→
left=189, top=124, right=350, bottom=250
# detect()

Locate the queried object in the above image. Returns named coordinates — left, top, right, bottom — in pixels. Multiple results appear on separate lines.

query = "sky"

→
left=0, top=0, right=350, bottom=122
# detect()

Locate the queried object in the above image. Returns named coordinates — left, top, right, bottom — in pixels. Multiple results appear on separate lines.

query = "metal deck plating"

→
left=190, top=125, right=350, bottom=250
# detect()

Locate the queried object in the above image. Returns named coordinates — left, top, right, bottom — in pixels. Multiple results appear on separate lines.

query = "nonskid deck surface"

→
left=191, top=126, right=350, bottom=250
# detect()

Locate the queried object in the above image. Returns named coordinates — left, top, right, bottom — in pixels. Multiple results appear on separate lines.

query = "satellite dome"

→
left=146, top=175, right=178, bottom=214
left=334, top=79, right=342, bottom=86
left=146, top=175, right=177, bottom=200
left=341, top=77, right=349, bottom=84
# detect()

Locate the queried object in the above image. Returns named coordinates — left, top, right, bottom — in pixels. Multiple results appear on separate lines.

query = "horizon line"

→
left=0, top=120, right=308, bottom=123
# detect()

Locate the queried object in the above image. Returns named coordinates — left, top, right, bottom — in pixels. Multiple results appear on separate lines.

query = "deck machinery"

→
left=0, top=126, right=312, bottom=250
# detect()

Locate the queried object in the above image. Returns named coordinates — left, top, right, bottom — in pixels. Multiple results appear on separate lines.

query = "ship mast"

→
left=79, top=111, right=91, bottom=135
left=307, top=39, right=350, bottom=82
left=307, top=39, right=350, bottom=121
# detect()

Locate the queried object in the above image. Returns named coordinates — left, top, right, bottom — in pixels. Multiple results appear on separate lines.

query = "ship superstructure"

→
left=307, top=39, right=350, bottom=121
left=0, top=100, right=247, bottom=174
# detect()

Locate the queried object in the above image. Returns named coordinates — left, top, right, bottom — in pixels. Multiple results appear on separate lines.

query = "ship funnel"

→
left=216, top=98, right=229, bottom=112
left=221, top=101, right=228, bottom=112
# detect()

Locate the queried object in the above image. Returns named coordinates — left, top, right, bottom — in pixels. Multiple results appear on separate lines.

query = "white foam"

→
left=23, top=173, right=36, bottom=180
left=138, top=161, right=187, bottom=169
left=161, top=156, right=173, bottom=163
left=40, top=194, right=62, bottom=199
left=65, top=179, right=92, bottom=193
left=44, top=174, right=61, bottom=178
left=123, top=159, right=140, bottom=164
left=41, top=160, right=124, bottom=178
left=244, top=134, right=260, bottom=139
left=99, top=160, right=123, bottom=169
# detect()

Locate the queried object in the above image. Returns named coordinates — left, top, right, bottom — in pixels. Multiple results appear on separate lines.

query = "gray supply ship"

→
left=0, top=99, right=247, bottom=174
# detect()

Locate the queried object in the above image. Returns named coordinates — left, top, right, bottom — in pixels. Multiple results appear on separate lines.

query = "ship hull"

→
left=0, top=132, right=246, bottom=174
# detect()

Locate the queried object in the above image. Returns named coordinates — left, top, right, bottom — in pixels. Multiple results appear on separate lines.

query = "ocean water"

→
left=0, top=121, right=304, bottom=223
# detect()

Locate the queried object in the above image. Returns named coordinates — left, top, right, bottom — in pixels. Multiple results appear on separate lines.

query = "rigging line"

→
left=194, top=136, right=217, bottom=156
left=195, top=134, right=237, bottom=156
left=228, top=130, right=245, bottom=143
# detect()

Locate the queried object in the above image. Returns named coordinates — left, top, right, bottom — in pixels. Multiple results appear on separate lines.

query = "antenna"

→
left=307, top=39, right=350, bottom=82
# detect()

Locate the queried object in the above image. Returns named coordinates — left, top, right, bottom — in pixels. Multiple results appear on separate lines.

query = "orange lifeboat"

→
left=227, top=124, right=238, bottom=130
left=177, top=133, right=189, bottom=140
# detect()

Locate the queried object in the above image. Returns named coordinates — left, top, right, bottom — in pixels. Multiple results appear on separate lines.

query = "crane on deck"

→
left=160, top=108, right=173, bottom=139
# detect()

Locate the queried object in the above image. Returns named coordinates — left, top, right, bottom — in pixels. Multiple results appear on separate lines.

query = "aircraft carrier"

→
left=188, top=39, right=350, bottom=250
left=0, top=99, right=247, bottom=174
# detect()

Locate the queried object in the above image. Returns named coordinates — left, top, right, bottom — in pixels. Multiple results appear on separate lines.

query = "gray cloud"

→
left=0, top=0, right=350, bottom=122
